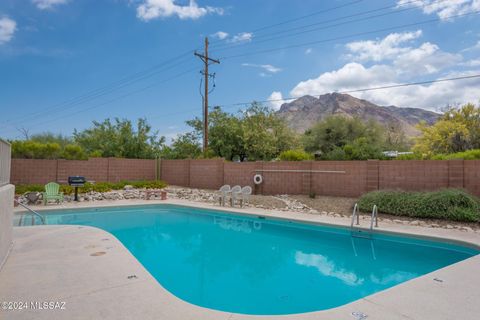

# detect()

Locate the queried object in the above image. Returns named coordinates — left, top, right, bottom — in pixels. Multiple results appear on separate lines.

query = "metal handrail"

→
left=351, top=203, right=360, bottom=227
left=14, top=200, right=46, bottom=225
left=370, top=205, right=378, bottom=230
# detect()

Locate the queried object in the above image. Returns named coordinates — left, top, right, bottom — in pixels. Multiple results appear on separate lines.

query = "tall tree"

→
left=74, top=118, right=165, bottom=159
left=175, top=103, right=297, bottom=161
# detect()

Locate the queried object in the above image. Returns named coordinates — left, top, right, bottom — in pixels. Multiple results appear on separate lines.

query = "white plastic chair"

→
left=229, top=185, right=242, bottom=207
left=238, top=186, right=252, bottom=208
left=216, top=185, right=231, bottom=206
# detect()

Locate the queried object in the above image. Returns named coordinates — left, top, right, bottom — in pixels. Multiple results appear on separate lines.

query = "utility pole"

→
left=194, top=37, right=220, bottom=153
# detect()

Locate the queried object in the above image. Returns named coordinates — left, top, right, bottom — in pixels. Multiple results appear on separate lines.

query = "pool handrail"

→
left=14, top=199, right=46, bottom=225
left=370, top=204, right=378, bottom=230
left=351, top=203, right=360, bottom=227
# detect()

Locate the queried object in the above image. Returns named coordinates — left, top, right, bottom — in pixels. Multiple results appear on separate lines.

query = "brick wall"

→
left=11, top=158, right=156, bottom=185
left=11, top=159, right=58, bottom=184
left=160, top=160, right=190, bottom=187
left=464, top=161, right=480, bottom=196
left=10, top=158, right=480, bottom=197
left=158, top=159, right=480, bottom=197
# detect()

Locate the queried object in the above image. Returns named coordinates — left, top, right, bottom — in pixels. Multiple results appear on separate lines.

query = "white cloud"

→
left=346, top=30, right=422, bottom=62
left=267, top=91, right=286, bottom=110
left=463, top=40, right=480, bottom=51
left=136, top=0, right=223, bottom=21
left=461, top=58, right=480, bottom=67
left=290, top=63, right=480, bottom=110
left=305, top=48, right=313, bottom=55
left=211, top=31, right=228, bottom=40
left=396, top=0, right=480, bottom=21
left=228, top=32, right=253, bottom=43
left=242, top=63, right=282, bottom=76
left=295, top=251, right=364, bottom=286
left=287, top=30, right=479, bottom=110
left=344, top=31, right=461, bottom=77
left=0, top=17, right=16, bottom=45
left=291, top=62, right=397, bottom=97
left=394, top=42, right=461, bottom=75
left=32, top=0, right=69, bottom=10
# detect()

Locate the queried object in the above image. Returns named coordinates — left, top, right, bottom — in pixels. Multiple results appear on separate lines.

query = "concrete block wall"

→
left=9, top=158, right=480, bottom=197
left=158, top=159, right=480, bottom=197
left=11, top=158, right=157, bottom=185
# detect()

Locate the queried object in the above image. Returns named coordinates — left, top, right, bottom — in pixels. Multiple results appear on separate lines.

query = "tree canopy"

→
left=74, top=118, right=164, bottom=159
left=165, top=103, right=297, bottom=161
left=413, top=103, right=480, bottom=158
left=301, top=115, right=406, bottom=160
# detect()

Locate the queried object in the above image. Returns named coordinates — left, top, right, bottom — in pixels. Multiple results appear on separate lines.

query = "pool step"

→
left=350, top=228, right=372, bottom=239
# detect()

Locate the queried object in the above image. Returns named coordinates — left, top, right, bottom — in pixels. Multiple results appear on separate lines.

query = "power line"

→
left=1, top=51, right=193, bottom=125
left=5, top=73, right=476, bottom=138
left=210, top=0, right=447, bottom=52
left=213, top=74, right=480, bottom=108
left=219, top=10, right=480, bottom=60
left=1, top=57, right=194, bottom=129
left=208, top=0, right=366, bottom=47
left=143, top=73, right=480, bottom=123
left=0, top=67, right=198, bottom=136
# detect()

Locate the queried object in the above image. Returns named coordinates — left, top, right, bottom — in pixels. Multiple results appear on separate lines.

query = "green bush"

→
left=358, top=189, right=480, bottom=222
left=278, top=149, right=313, bottom=161
left=14, top=180, right=167, bottom=195
left=128, top=180, right=167, bottom=189
left=432, top=149, right=480, bottom=160
left=15, top=184, right=44, bottom=195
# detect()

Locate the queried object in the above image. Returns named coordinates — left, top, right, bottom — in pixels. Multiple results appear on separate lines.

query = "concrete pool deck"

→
left=2, top=199, right=480, bottom=319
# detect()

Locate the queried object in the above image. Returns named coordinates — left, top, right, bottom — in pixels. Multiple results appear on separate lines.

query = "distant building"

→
left=382, top=151, right=414, bottom=158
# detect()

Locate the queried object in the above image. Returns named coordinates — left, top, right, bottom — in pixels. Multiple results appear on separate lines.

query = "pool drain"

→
left=351, top=311, right=368, bottom=319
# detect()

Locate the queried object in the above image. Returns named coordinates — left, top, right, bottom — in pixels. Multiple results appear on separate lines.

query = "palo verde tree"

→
left=413, top=103, right=480, bottom=158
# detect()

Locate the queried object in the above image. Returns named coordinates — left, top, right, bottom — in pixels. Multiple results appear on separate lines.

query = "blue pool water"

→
left=15, top=205, right=479, bottom=315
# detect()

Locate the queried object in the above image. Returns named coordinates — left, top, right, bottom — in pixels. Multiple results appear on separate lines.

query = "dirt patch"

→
left=290, top=195, right=357, bottom=216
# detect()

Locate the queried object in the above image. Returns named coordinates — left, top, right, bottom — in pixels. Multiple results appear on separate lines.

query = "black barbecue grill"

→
left=68, top=176, right=86, bottom=201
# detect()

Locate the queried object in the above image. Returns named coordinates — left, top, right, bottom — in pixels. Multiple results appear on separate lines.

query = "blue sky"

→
left=1, top=0, right=479, bottom=141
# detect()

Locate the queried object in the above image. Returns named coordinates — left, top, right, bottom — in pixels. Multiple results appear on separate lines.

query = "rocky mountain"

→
left=276, top=93, right=440, bottom=136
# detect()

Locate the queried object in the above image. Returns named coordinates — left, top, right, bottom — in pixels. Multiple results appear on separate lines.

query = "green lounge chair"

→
left=43, top=182, right=64, bottom=205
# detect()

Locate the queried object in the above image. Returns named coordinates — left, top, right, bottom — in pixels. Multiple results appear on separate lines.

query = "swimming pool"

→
left=15, top=204, right=479, bottom=315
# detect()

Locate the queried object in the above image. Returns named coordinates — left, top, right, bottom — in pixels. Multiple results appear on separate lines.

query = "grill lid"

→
left=68, top=176, right=86, bottom=185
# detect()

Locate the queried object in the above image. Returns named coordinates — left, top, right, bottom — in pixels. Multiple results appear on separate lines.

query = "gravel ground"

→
left=290, top=195, right=356, bottom=216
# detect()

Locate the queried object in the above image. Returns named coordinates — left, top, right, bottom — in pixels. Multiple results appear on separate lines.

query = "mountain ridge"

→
left=276, top=93, right=440, bottom=136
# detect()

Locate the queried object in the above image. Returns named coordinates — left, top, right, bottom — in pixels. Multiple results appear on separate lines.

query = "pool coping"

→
left=7, top=199, right=480, bottom=320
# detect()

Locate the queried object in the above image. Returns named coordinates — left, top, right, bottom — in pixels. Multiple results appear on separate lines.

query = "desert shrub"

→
left=358, top=189, right=480, bottom=222
left=14, top=180, right=167, bottom=195
left=60, top=185, right=74, bottom=195
left=15, top=184, right=44, bottom=195
left=432, top=149, right=480, bottom=160
left=61, top=144, right=88, bottom=160
left=278, top=149, right=313, bottom=161
left=128, top=180, right=167, bottom=189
